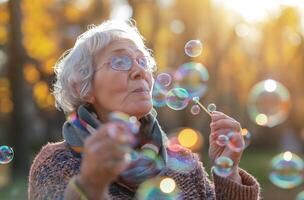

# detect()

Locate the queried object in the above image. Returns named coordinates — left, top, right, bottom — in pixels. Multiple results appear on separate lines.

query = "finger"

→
left=210, top=119, right=241, bottom=132
left=210, top=128, right=232, bottom=141
left=211, top=111, right=235, bottom=122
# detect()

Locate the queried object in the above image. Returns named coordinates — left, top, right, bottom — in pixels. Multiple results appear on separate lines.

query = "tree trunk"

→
left=7, top=0, right=29, bottom=175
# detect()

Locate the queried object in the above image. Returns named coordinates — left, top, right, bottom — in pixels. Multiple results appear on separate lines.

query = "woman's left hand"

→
left=208, top=111, right=244, bottom=183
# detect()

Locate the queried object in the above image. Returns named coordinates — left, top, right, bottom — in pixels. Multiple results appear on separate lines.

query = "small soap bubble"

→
left=191, top=105, right=201, bottom=115
left=152, top=81, right=168, bottom=108
left=213, top=156, right=234, bottom=177
left=207, top=103, right=216, bottom=112
left=156, top=73, right=172, bottom=87
left=216, top=135, right=229, bottom=147
left=0, top=145, right=14, bottom=164
left=166, top=87, right=191, bottom=110
left=227, top=131, right=245, bottom=153
left=184, top=40, right=203, bottom=57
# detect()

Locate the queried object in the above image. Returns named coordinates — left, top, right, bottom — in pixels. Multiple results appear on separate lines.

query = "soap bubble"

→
left=152, top=81, right=168, bottom=108
left=184, top=40, right=203, bottom=57
left=191, top=105, right=201, bottom=115
left=156, top=73, right=172, bottom=87
left=269, top=151, right=304, bottom=189
left=174, top=62, right=209, bottom=98
left=108, top=112, right=140, bottom=134
left=207, top=103, right=216, bottom=112
left=227, top=131, right=245, bottom=153
left=241, top=128, right=252, bottom=148
left=216, top=135, right=229, bottom=147
left=296, top=191, right=304, bottom=200
left=0, top=145, right=14, bottom=164
left=213, top=156, right=234, bottom=177
left=247, top=79, right=291, bottom=127
left=166, top=87, right=191, bottom=110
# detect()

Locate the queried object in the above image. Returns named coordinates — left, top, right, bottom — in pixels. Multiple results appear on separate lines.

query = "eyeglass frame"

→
left=94, top=53, right=156, bottom=72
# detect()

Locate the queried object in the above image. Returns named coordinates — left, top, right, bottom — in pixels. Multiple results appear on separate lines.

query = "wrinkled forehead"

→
left=94, top=39, right=145, bottom=65
left=104, top=39, right=145, bottom=56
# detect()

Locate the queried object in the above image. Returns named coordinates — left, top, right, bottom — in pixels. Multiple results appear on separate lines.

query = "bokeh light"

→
left=177, top=128, right=198, bottom=148
left=184, top=40, right=203, bottom=57
left=174, top=62, right=209, bottom=99
left=136, top=176, right=182, bottom=200
left=0, top=145, right=14, bottom=164
left=166, top=87, right=190, bottom=110
left=269, top=151, right=304, bottom=189
left=159, top=177, right=176, bottom=194
left=247, top=79, right=291, bottom=127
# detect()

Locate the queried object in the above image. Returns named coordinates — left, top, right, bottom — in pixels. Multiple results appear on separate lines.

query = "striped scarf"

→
left=62, top=105, right=168, bottom=191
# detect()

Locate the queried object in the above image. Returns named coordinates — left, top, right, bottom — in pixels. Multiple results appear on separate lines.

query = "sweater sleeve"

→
left=212, top=167, right=261, bottom=200
left=28, top=142, right=82, bottom=200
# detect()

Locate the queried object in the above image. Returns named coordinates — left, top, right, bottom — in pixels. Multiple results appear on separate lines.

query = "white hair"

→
left=53, top=20, right=156, bottom=114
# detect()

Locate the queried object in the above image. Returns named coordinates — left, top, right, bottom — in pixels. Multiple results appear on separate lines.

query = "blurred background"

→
left=0, top=0, right=303, bottom=199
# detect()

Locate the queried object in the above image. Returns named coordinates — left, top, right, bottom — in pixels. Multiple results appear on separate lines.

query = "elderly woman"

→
left=28, top=20, right=260, bottom=200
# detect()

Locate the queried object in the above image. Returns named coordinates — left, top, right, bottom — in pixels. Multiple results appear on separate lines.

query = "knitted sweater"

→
left=28, top=141, right=261, bottom=200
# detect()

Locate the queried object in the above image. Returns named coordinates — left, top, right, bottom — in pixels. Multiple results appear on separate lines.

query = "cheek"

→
left=94, top=73, right=128, bottom=103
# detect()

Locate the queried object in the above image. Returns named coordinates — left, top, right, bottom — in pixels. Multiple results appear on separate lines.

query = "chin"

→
left=127, top=102, right=153, bottom=118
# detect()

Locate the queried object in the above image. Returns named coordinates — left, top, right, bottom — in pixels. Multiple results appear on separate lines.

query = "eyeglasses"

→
left=98, top=54, right=154, bottom=72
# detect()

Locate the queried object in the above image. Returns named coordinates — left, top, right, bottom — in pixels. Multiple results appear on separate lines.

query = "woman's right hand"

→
left=76, top=123, right=134, bottom=199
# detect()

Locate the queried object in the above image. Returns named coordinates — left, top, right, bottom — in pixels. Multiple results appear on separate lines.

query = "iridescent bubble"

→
left=241, top=128, right=252, bottom=148
left=227, top=131, right=245, bottom=153
left=166, top=87, right=190, bottom=110
left=136, top=176, right=182, bottom=200
left=213, top=156, right=234, bottom=177
left=0, top=145, right=14, bottom=164
left=166, top=143, right=197, bottom=173
left=156, top=73, right=172, bottom=87
left=269, top=151, right=304, bottom=189
left=207, top=103, right=216, bottom=112
left=152, top=81, right=168, bottom=108
left=108, top=112, right=140, bottom=134
left=191, top=105, right=201, bottom=115
left=296, top=191, right=304, bottom=200
left=184, top=40, right=203, bottom=57
left=216, top=135, right=229, bottom=147
left=174, top=62, right=209, bottom=98
left=247, top=79, right=291, bottom=127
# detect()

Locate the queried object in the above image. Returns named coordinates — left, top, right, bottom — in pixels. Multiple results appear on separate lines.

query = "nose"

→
left=130, top=61, right=147, bottom=80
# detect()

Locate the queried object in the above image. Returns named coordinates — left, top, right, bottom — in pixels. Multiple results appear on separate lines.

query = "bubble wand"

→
left=192, top=97, right=213, bottom=117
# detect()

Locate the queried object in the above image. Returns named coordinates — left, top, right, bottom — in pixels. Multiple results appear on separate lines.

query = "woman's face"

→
left=90, top=39, right=154, bottom=121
